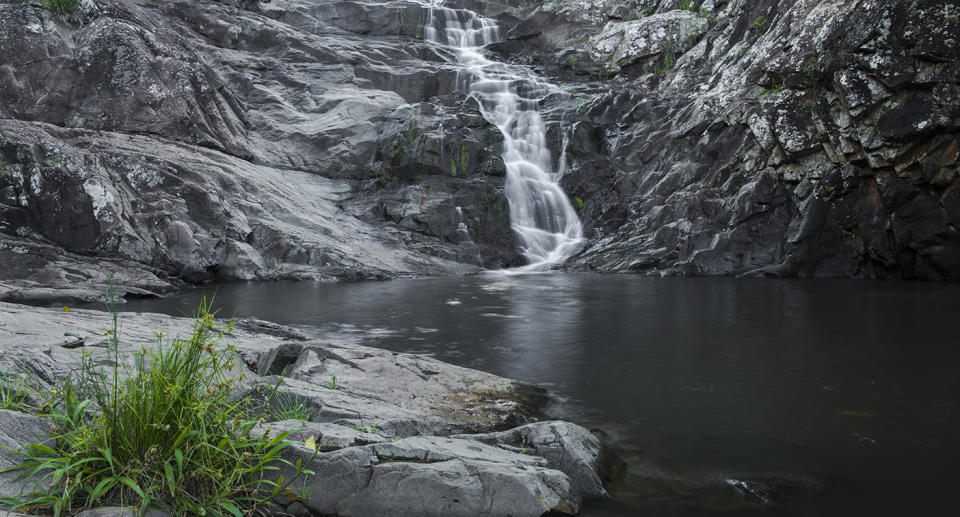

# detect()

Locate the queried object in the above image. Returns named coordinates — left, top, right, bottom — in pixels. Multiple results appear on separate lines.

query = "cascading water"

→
left=421, top=1, right=584, bottom=271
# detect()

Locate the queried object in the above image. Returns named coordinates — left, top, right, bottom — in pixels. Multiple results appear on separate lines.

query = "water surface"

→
left=95, top=274, right=960, bottom=516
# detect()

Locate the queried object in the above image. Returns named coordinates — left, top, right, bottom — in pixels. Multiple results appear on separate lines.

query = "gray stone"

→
left=0, top=304, right=593, bottom=515
left=0, top=409, right=53, bottom=501
left=254, top=420, right=386, bottom=451
left=455, top=421, right=610, bottom=498
left=252, top=340, right=547, bottom=436
left=275, top=439, right=580, bottom=517
left=589, top=10, right=709, bottom=70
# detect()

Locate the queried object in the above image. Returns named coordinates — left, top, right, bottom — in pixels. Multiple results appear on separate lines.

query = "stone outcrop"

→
left=0, top=0, right=523, bottom=305
left=494, top=0, right=960, bottom=279
left=0, top=302, right=613, bottom=516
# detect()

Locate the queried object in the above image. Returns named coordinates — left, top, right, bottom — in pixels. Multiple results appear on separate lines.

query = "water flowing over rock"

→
left=423, top=0, right=585, bottom=269
left=501, top=0, right=960, bottom=279
left=1, top=0, right=957, bottom=298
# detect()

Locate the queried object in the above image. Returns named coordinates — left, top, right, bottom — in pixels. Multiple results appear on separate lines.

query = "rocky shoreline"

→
left=0, top=301, right=620, bottom=516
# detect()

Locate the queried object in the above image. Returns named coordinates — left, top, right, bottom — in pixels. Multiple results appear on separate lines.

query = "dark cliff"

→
left=0, top=0, right=957, bottom=303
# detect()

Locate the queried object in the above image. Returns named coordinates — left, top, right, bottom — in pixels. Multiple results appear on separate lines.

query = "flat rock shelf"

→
left=0, top=302, right=618, bottom=517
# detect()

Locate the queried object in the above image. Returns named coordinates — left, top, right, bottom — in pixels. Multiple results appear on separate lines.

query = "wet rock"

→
left=534, top=0, right=960, bottom=280
left=275, top=438, right=580, bottom=517
left=454, top=420, right=612, bottom=498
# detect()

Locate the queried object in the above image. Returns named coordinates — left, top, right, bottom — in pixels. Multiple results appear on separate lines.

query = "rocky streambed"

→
left=0, top=301, right=621, bottom=516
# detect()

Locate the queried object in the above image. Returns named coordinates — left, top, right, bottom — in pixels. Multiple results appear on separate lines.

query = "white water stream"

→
left=421, top=1, right=584, bottom=270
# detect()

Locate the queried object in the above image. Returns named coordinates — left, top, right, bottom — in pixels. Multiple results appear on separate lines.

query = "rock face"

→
left=1, top=0, right=957, bottom=299
left=496, top=0, right=960, bottom=279
left=0, top=0, right=522, bottom=304
left=0, top=302, right=611, bottom=516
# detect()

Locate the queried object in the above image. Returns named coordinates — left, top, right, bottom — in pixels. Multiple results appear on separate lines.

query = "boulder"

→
left=454, top=421, right=612, bottom=498
left=272, top=437, right=581, bottom=517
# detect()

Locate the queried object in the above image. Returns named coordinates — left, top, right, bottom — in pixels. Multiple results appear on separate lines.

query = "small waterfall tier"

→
left=421, top=1, right=584, bottom=271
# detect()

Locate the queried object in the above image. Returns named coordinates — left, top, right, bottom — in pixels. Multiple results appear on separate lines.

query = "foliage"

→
left=677, top=0, right=696, bottom=12
left=262, top=372, right=318, bottom=422
left=653, top=51, right=676, bottom=75
left=0, top=373, right=34, bottom=413
left=749, top=15, right=769, bottom=31
left=2, top=298, right=312, bottom=517
left=42, top=0, right=79, bottom=15
left=760, top=83, right=784, bottom=98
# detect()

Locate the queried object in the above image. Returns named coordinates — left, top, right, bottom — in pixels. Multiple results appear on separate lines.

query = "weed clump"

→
left=3, top=298, right=311, bottom=517
left=42, top=0, right=79, bottom=15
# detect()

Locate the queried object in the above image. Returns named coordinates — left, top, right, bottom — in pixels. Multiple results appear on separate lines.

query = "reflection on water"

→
left=96, top=274, right=960, bottom=516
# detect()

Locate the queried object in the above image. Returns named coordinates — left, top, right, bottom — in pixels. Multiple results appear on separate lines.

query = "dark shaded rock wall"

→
left=497, top=0, right=960, bottom=279
left=1, top=0, right=957, bottom=295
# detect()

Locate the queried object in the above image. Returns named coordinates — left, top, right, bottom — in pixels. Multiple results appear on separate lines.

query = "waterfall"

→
left=421, top=1, right=584, bottom=271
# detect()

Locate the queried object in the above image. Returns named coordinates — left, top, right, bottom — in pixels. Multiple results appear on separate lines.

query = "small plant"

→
left=0, top=373, right=33, bottom=412
left=238, top=62, right=251, bottom=70
left=653, top=51, right=676, bottom=75
left=263, top=372, right=317, bottom=422
left=575, top=196, right=586, bottom=214
left=567, top=55, right=578, bottom=68
left=627, top=10, right=639, bottom=21
left=325, top=374, right=338, bottom=390
left=677, top=0, right=696, bottom=11
left=42, top=0, right=79, bottom=15
left=350, top=422, right=379, bottom=434
left=576, top=97, right=589, bottom=116
left=760, top=83, right=784, bottom=98
left=646, top=5, right=656, bottom=15
left=48, top=155, right=65, bottom=167
left=3, top=297, right=313, bottom=517
left=701, top=7, right=717, bottom=23
left=750, top=15, right=769, bottom=31
left=804, top=56, right=818, bottom=77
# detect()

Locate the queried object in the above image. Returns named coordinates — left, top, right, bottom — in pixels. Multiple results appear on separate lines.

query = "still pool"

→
left=86, top=273, right=960, bottom=516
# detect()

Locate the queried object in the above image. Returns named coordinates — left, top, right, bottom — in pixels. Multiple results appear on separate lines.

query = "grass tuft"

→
left=2, top=296, right=312, bottom=517
left=0, top=373, right=34, bottom=413
left=42, top=0, right=79, bottom=15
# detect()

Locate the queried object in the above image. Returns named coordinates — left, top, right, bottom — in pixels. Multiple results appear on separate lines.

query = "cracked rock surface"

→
left=0, top=302, right=612, bottom=516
